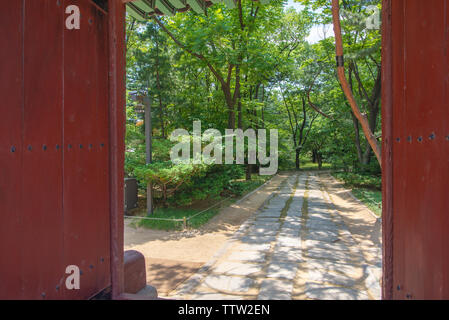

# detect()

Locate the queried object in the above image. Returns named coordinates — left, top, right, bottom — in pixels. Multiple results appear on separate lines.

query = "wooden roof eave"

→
left=123, top=0, right=253, bottom=19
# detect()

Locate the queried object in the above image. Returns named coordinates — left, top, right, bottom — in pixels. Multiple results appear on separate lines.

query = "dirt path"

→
left=125, top=171, right=382, bottom=299
left=168, top=172, right=382, bottom=300
left=124, top=173, right=289, bottom=296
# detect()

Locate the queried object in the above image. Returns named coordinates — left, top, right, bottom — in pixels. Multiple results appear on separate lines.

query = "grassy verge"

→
left=331, top=171, right=382, bottom=217
left=131, top=174, right=272, bottom=231
left=332, top=172, right=381, bottom=190
left=350, top=188, right=382, bottom=217
left=227, top=174, right=272, bottom=197
left=134, top=207, right=222, bottom=231
left=280, top=159, right=332, bottom=171
left=299, top=161, right=332, bottom=171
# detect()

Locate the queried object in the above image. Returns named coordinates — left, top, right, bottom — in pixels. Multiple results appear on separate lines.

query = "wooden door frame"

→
left=108, top=0, right=126, bottom=300
left=109, top=0, right=397, bottom=300
left=381, top=0, right=394, bottom=300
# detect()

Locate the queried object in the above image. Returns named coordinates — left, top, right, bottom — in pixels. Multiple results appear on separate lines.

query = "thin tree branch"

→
left=153, top=17, right=227, bottom=90
left=238, top=0, right=245, bottom=30
left=331, top=0, right=382, bottom=167
left=307, top=69, right=333, bottom=119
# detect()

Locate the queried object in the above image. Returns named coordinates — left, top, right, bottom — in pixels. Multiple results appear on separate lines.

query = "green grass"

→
left=350, top=188, right=382, bottom=217
left=227, top=174, right=272, bottom=197
left=280, top=159, right=332, bottom=171
left=132, top=174, right=271, bottom=231
left=299, top=161, right=332, bottom=171
left=332, top=171, right=381, bottom=190
left=133, top=207, right=221, bottom=231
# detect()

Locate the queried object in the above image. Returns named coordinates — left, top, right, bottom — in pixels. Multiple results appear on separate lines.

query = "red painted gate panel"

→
left=383, top=0, right=449, bottom=299
left=0, top=0, right=111, bottom=299
left=21, top=0, right=65, bottom=299
left=0, top=1, right=24, bottom=299
left=62, top=0, right=111, bottom=299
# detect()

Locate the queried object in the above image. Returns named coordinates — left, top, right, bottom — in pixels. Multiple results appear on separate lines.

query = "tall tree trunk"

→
left=261, top=85, right=265, bottom=128
left=318, top=155, right=323, bottom=170
left=295, top=149, right=301, bottom=170
left=361, top=109, right=379, bottom=164
left=223, top=82, right=236, bottom=129
left=362, top=146, right=371, bottom=165
left=162, top=185, right=168, bottom=208
left=235, top=63, right=242, bottom=130
left=349, top=63, right=381, bottom=165
left=347, top=64, right=363, bottom=164
left=331, top=0, right=382, bottom=167
left=155, top=30, right=165, bottom=138
left=246, top=164, right=251, bottom=181
left=237, top=98, right=242, bottom=129
left=351, top=110, right=364, bottom=163
left=156, top=68, right=165, bottom=138
left=227, top=105, right=235, bottom=129
left=361, top=100, right=380, bottom=165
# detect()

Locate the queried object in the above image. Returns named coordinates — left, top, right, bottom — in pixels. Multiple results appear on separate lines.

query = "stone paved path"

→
left=169, top=172, right=381, bottom=300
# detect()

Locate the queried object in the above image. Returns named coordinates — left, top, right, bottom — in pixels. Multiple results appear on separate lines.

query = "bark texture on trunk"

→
left=331, top=0, right=382, bottom=167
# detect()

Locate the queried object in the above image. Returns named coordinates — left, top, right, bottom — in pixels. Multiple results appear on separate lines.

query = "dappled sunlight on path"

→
left=170, top=172, right=381, bottom=300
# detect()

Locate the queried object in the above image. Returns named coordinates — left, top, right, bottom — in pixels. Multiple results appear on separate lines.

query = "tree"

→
left=298, top=0, right=382, bottom=167
left=124, top=1, right=383, bottom=211
left=153, top=1, right=286, bottom=129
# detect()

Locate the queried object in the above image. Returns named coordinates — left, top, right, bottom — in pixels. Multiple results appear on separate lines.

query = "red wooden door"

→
left=383, top=0, right=449, bottom=299
left=0, top=0, right=111, bottom=299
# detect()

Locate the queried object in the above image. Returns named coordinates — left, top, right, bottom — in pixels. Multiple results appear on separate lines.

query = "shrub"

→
left=333, top=172, right=381, bottom=190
